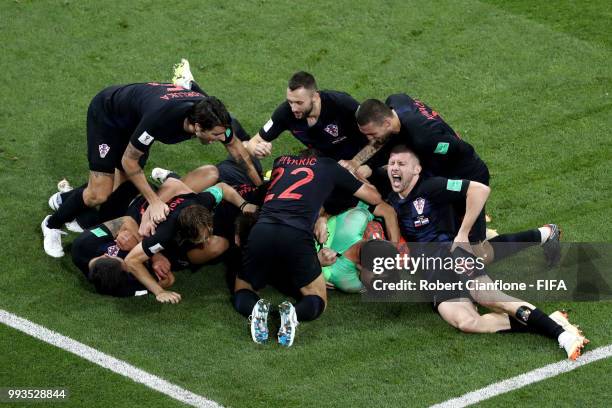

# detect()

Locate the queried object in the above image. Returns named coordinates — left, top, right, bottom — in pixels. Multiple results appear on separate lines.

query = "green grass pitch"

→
left=0, top=0, right=610, bottom=407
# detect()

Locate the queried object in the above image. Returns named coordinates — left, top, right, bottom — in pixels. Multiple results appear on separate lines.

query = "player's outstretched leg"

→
left=277, top=301, right=299, bottom=347
left=250, top=298, right=271, bottom=345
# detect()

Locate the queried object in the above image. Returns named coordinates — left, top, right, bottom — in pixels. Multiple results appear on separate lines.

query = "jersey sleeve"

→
left=141, top=220, right=175, bottom=258
left=258, top=103, right=290, bottom=142
left=195, top=191, right=220, bottom=210
left=219, top=127, right=234, bottom=145
left=129, top=114, right=159, bottom=153
left=421, top=177, right=469, bottom=204
left=328, top=160, right=363, bottom=195
left=203, top=186, right=224, bottom=205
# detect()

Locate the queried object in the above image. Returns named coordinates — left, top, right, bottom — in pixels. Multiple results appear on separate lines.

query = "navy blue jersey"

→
left=372, top=94, right=486, bottom=180
left=96, top=82, right=232, bottom=154
left=388, top=177, right=469, bottom=242
left=258, top=155, right=363, bottom=234
left=71, top=225, right=130, bottom=275
left=71, top=225, right=147, bottom=297
left=130, top=191, right=219, bottom=257
left=259, top=91, right=368, bottom=160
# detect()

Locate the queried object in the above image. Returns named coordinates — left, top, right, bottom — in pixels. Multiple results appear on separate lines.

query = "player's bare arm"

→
left=372, top=202, right=401, bottom=244
left=225, top=136, right=263, bottom=186
left=452, top=180, right=490, bottom=252
left=352, top=183, right=382, bottom=207
left=121, top=142, right=169, bottom=223
left=341, top=142, right=385, bottom=172
left=216, top=182, right=258, bottom=214
left=124, top=243, right=181, bottom=304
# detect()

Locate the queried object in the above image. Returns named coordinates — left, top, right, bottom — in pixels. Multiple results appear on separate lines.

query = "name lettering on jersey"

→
left=263, top=119, right=274, bottom=132
left=159, top=91, right=203, bottom=101
left=146, top=83, right=203, bottom=100
left=276, top=156, right=318, bottom=166
left=414, top=99, right=439, bottom=120
left=148, top=243, right=164, bottom=254
left=413, top=197, right=425, bottom=215
left=324, top=124, right=339, bottom=137
left=434, top=142, right=449, bottom=154
left=139, top=197, right=185, bottom=216
left=106, top=244, right=120, bottom=257
left=168, top=197, right=185, bottom=209
left=138, top=131, right=155, bottom=146
left=98, top=144, right=110, bottom=158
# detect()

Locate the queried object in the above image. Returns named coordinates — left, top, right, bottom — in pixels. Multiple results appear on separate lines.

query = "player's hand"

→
left=149, top=200, right=169, bottom=224
left=339, top=159, right=359, bottom=174
left=138, top=209, right=157, bottom=237
left=116, top=230, right=139, bottom=251
left=314, top=216, right=329, bottom=244
left=253, top=141, right=272, bottom=158
left=451, top=233, right=474, bottom=255
left=241, top=203, right=258, bottom=214
left=156, top=290, right=181, bottom=304
left=318, top=248, right=338, bottom=266
left=151, top=253, right=171, bottom=280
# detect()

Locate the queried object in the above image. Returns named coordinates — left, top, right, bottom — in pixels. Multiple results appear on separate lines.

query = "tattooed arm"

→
left=225, top=136, right=263, bottom=186
left=339, top=142, right=386, bottom=173
left=103, top=216, right=141, bottom=251
left=121, top=143, right=169, bottom=223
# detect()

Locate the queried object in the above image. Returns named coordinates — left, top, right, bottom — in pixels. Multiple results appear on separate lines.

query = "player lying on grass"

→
left=231, top=149, right=383, bottom=347
left=124, top=175, right=257, bottom=303
left=71, top=216, right=176, bottom=297
left=42, top=59, right=261, bottom=258
left=384, top=145, right=588, bottom=359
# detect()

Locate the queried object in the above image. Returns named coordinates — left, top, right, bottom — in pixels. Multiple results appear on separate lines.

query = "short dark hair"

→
left=188, top=96, right=231, bottom=130
left=89, top=257, right=127, bottom=295
left=390, top=144, right=421, bottom=163
left=177, top=204, right=213, bottom=244
left=356, top=99, right=393, bottom=126
left=288, top=71, right=318, bottom=91
left=235, top=212, right=259, bottom=247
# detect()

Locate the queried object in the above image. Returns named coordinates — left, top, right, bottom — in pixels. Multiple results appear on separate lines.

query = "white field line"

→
left=430, top=344, right=612, bottom=408
left=0, top=309, right=222, bottom=408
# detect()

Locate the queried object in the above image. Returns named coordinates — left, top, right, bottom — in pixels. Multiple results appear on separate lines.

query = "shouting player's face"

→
left=286, top=87, right=317, bottom=119
left=387, top=151, right=421, bottom=195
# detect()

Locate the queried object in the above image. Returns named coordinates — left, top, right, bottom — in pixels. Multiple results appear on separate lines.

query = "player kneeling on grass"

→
left=384, top=145, right=588, bottom=360
left=231, top=149, right=382, bottom=347
left=71, top=216, right=175, bottom=297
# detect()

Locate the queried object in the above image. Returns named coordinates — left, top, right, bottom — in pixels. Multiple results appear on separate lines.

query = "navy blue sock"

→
left=489, top=230, right=541, bottom=262
left=232, top=289, right=260, bottom=317
left=98, top=182, right=139, bottom=223
left=294, top=295, right=325, bottom=321
left=47, top=186, right=87, bottom=229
